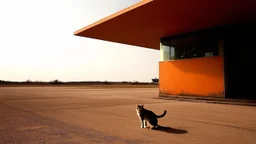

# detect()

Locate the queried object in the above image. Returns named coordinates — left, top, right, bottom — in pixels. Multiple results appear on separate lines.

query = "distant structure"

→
left=151, top=78, right=159, bottom=83
left=74, top=0, right=256, bottom=100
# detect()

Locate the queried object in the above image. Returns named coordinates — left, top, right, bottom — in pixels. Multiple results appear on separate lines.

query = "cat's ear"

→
left=142, top=104, right=144, bottom=107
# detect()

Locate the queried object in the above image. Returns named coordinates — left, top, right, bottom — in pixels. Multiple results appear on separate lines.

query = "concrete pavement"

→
left=0, top=87, right=255, bottom=144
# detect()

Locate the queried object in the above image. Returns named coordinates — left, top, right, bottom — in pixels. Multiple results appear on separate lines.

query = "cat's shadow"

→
left=146, top=125, right=188, bottom=134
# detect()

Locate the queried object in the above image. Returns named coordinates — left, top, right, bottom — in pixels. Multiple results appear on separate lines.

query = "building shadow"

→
left=147, top=125, right=188, bottom=134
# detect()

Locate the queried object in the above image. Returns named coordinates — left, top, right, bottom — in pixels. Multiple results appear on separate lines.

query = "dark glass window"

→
left=160, top=31, right=219, bottom=60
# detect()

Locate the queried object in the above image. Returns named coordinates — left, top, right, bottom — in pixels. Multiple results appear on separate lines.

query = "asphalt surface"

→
left=0, top=87, right=255, bottom=144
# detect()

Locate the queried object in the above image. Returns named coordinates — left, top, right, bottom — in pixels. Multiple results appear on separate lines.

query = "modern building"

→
left=74, top=0, right=256, bottom=100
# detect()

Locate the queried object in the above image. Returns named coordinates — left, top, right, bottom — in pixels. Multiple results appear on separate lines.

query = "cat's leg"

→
left=140, top=118, right=145, bottom=128
left=153, top=123, right=158, bottom=129
left=143, top=120, right=147, bottom=128
left=149, top=120, right=158, bottom=129
left=152, top=125, right=158, bottom=129
left=149, top=125, right=157, bottom=129
left=147, top=122, right=154, bottom=129
left=149, top=125, right=154, bottom=129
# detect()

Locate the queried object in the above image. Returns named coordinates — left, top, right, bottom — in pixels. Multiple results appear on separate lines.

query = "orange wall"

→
left=159, top=56, right=224, bottom=97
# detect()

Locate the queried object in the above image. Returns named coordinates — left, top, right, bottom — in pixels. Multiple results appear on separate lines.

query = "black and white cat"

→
left=136, top=104, right=167, bottom=129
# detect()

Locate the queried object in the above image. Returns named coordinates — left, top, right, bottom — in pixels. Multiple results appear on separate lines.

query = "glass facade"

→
left=160, top=31, right=223, bottom=61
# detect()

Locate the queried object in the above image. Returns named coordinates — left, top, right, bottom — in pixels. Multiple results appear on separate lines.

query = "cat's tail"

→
left=156, top=110, right=167, bottom=118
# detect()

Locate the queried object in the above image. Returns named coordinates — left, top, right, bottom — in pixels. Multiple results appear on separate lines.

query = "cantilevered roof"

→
left=74, top=0, right=256, bottom=50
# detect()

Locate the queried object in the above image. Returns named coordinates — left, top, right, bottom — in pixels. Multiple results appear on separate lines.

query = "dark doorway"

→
left=224, top=23, right=255, bottom=100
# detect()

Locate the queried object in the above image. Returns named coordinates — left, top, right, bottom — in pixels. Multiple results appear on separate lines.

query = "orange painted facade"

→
left=159, top=56, right=224, bottom=97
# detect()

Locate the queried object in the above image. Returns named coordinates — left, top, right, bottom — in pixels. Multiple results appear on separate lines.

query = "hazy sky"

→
left=0, top=0, right=159, bottom=82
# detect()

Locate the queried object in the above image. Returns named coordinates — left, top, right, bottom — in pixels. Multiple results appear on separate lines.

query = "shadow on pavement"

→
left=147, top=125, right=188, bottom=134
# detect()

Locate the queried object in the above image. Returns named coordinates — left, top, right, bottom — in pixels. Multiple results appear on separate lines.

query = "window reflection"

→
left=160, top=32, right=221, bottom=61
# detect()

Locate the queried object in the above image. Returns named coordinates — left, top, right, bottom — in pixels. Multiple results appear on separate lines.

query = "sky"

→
left=0, top=0, right=159, bottom=82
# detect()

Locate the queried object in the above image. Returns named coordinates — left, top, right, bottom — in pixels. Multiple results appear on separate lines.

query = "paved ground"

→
left=0, top=87, right=255, bottom=144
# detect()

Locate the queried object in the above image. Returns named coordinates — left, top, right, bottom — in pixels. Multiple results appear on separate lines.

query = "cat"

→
left=136, top=104, right=167, bottom=129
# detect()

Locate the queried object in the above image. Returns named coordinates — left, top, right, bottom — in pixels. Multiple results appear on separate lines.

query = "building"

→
left=74, top=0, right=256, bottom=100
